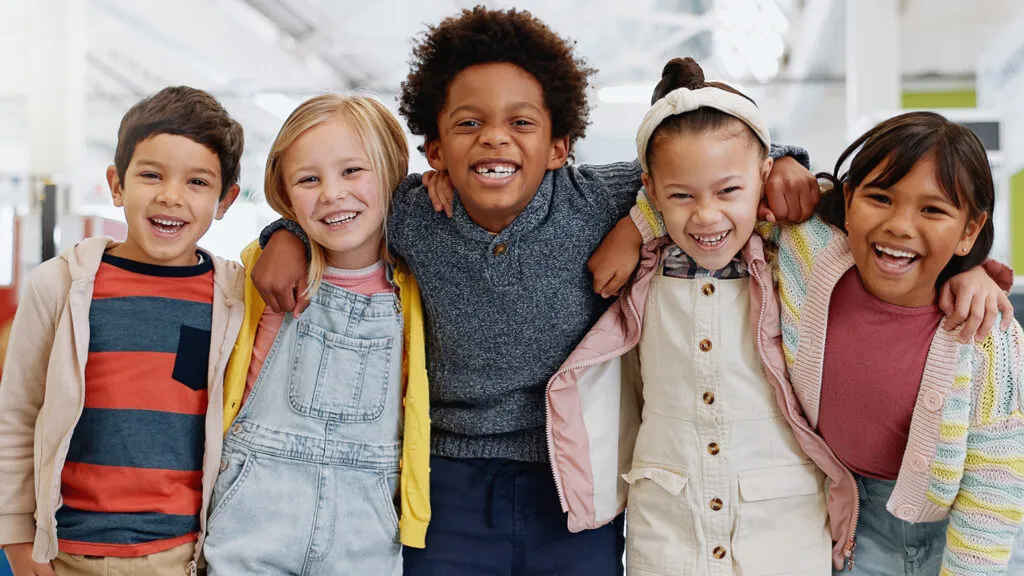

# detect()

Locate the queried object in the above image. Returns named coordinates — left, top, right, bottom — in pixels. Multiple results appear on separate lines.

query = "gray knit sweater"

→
left=262, top=146, right=806, bottom=462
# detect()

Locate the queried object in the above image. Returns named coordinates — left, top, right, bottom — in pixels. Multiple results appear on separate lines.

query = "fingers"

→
left=944, top=286, right=973, bottom=331
left=971, top=294, right=999, bottom=342
left=957, top=293, right=987, bottom=343
left=998, top=292, right=1014, bottom=330
left=938, top=282, right=955, bottom=317
left=757, top=198, right=775, bottom=222
left=35, top=562, right=57, bottom=576
left=294, top=277, right=311, bottom=318
left=767, top=186, right=790, bottom=222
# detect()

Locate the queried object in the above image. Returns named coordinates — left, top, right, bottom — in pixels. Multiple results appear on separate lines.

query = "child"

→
left=547, top=57, right=839, bottom=576
left=202, top=94, right=425, bottom=576
left=252, top=7, right=819, bottom=574
left=607, top=109, right=1022, bottom=573
left=0, top=86, right=245, bottom=576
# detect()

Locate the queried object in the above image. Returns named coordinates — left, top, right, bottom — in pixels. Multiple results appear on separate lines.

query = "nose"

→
left=693, top=199, right=722, bottom=227
left=318, top=177, right=348, bottom=203
left=882, top=204, right=915, bottom=238
left=155, top=181, right=185, bottom=207
left=479, top=123, right=511, bottom=148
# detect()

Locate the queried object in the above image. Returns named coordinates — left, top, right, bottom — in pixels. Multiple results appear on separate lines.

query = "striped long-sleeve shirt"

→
left=57, top=252, right=214, bottom=557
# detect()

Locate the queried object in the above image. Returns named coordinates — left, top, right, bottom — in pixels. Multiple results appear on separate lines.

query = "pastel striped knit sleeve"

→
left=629, top=187, right=665, bottom=244
left=939, top=319, right=1024, bottom=575
left=768, top=217, right=842, bottom=367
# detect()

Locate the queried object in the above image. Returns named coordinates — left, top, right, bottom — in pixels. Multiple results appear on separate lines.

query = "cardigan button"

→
left=897, top=505, right=916, bottom=520
left=923, top=391, right=944, bottom=411
left=911, top=454, right=929, bottom=473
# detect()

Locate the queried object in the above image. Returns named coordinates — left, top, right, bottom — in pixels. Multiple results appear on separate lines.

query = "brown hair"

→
left=114, top=86, right=244, bottom=199
left=645, top=57, right=765, bottom=171
left=816, top=111, right=994, bottom=285
left=399, top=6, right=595, bottom=153
left=264, top=94, right=409, bottom=295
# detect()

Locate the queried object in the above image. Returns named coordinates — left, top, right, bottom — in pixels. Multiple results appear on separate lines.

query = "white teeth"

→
left=691, top=231, right=728, bottom=245
left=324, top=212, right=357, bottom=225
left=875, top=244, right=917, bottom=259
left=475, top=164, right=517, bottom=177
left=151, top=218, right=184, bottom=227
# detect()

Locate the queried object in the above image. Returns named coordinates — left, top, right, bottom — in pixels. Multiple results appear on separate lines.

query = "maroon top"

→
left=818, top=269, right=944, bottom=480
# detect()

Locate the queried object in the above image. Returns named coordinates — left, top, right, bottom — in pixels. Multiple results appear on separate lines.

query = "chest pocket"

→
left=288, top=320, right=395, bottom=422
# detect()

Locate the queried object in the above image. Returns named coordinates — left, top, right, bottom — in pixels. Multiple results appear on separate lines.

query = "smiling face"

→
left=644, top=123, right=771, bottom=271
left=280, top=116, right=385, bottom=270
left=425, top=62, right=568, bottom=233
left=107, top=134, right=238, bottom=267
left=845, top=154, right=986, bottom=307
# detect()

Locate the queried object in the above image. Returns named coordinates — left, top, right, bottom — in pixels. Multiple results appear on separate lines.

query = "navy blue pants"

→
left=403, top=456, right=625, bottom=576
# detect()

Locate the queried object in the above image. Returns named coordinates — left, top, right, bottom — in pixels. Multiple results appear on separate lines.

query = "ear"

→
left=107, top=165, right=124, bottom=207
left=957, top=212, right=989, bottom=255
left=641, top=172, right=659, bottom=212
left=425, top=140, right=446, bottom=171
left=215, top=184, right=241, bottom=220
left=759, top=156, right=774, bottom=187
left=546, top=136, right=570, bottom=170
left=843, top=183, right=854, bottom=209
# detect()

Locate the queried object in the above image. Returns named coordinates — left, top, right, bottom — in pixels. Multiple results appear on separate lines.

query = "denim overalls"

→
left=204, top=277, right=403, bottom=576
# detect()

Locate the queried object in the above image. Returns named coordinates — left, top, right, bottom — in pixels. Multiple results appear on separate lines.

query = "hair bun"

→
left=651, top=57, right=706, bottom=104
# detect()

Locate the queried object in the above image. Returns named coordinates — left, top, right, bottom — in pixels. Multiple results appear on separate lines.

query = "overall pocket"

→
left=289, top=321, right=394, bottom=422
left=207, top=447, right=255, bottom=526
left=732, top=463, right=831, bottom=575
left=623, top=465, right=697, bottom=575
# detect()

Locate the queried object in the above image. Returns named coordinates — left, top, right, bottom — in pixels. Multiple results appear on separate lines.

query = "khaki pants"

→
left=52, top=542, right=194, bottom=576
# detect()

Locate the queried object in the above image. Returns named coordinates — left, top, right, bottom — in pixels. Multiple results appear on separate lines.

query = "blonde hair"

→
left=264, top=94, right=409, bottom=295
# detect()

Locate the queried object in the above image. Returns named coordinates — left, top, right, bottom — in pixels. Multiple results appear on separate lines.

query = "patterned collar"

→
left=662, top=244, right=748, bottom=279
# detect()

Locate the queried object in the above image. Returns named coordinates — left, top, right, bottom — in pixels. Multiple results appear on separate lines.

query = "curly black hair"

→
left=399, top=6, right=595, bottom=152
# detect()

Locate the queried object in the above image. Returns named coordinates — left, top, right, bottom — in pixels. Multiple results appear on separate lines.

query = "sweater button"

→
left=703, top=392, right=715, bottom=405
left=897, top=505, right=916, bottom=520
left=493, top=243, right=507, bottom=256
left=712, top=546, right=727, bottom=559
left=699, top=339, right=712, bottom=352
left=702, top=283, right=715, bottom=296
left=911, top=454, right=929, bottom=473
left=923, top=391, right=944, bottom=411
left=709, top=498, right=723, bottom=511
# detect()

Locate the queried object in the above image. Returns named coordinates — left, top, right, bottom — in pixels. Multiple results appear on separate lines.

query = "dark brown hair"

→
left=114, top=86, right=244, bottom=199
left=399, top=6, right=595, bottom=152
left=816, top=111, right=994, bottom=284
left=646, top=57, right=765, bottom=171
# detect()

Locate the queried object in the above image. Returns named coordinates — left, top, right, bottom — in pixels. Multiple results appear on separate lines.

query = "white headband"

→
left=636, top=86, right=771, bottom=173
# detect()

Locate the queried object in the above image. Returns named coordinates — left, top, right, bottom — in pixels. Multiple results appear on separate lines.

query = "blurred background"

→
left=2, top=0, right=1024, bottom=569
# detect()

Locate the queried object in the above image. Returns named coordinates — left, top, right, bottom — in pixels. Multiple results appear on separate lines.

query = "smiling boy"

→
left=0, top=86, right=246, bottom=576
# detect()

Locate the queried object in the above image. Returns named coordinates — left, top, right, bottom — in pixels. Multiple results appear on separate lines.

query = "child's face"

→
left=281, top=117, right=384, bottom=270
left=644, top=127, right=770, bottom=271
left=426, top=62, right=569, bottom=233
left=845, top=154, right=986, bottom=308
left=108, top=134, right=237, bottom=266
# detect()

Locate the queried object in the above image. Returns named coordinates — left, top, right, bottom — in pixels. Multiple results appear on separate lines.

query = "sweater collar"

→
left=450, top=169, right=556, bottom=243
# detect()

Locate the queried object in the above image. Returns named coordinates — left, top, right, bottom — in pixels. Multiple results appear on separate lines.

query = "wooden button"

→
left=710, top=498, right=723, bottom=511
left=493, top=243, right=507, bottom=256
left=703, top=392, right=715, bottom=405
left=699, top=339, right=712, bottom=352
left=707, top=442, right=720, bottom=455
left=713, top=546, right=727, bottom=559
left=702, top=283, right=715, bottom=296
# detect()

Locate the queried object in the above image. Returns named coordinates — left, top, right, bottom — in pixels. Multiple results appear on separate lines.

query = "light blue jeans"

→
left=204, top=281, right=404, bottom=576
left=839, top=475, right=948, bottom=576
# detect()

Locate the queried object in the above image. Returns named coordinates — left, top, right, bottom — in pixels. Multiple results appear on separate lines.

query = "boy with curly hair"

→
left=254, top=6, right=816, bottom=574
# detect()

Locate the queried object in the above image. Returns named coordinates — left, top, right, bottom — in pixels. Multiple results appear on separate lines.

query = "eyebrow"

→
left=448, top=101, right=544, bottom=117
left=287, top=158, right=366, bottom=179
left=135, top=159, right=218, bottom=177
left=662, top=174, right=745, bottom=191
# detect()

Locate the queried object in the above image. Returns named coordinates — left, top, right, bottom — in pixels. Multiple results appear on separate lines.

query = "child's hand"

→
left=940, top=266, right=1014, bottom=342
left=423, top=170, right=455, bottom=218
left=252, top=231, right=310, bottom=317
left=588, top=216, right=643, bottom=298
left=761, top=156, right=820, bottom=223
left=4, top=543, right=56, bottom=576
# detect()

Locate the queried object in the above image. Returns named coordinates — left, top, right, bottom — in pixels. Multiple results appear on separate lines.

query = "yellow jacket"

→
left=221, top=241, right=431, bottom=547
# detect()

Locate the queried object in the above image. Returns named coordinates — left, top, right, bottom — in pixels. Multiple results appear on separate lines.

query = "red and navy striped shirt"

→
left=57, top=252, right=213, bottom=557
